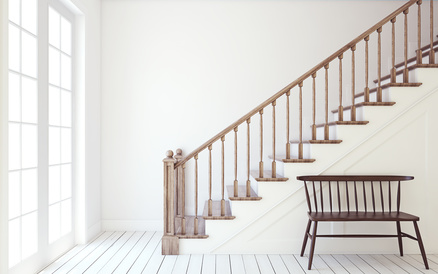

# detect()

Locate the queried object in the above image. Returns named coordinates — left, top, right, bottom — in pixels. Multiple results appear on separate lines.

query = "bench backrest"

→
left=296, top=175, right=414, bottom=214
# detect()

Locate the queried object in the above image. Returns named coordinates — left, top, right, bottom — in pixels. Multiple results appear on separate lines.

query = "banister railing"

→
left=164, top=0, right=437, bottom=255
left=175, top=0, right=419, bottom=169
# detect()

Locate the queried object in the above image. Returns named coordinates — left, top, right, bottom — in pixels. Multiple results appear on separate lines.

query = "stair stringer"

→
left=179, top=68, right=438, bottom=254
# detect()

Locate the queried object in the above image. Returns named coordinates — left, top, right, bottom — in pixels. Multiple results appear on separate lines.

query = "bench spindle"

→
left=363, top=181, right=367, bottom=213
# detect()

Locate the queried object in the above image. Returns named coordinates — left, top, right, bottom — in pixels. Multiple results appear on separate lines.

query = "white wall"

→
left=100, top=0, right=415, bottom=229
left=68, top=0, right=102, bottom=243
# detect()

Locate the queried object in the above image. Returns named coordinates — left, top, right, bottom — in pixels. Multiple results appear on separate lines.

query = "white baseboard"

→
left=86, top=221, right=102, bottom=243
left=101, top=220, right=162, bottom=231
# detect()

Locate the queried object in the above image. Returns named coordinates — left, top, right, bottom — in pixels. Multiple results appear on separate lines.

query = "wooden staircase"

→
left=163, top=0, right=438, bottom=255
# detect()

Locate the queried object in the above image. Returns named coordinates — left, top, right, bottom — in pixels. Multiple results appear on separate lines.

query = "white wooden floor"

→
left=39, top=231, right=437, bottom=274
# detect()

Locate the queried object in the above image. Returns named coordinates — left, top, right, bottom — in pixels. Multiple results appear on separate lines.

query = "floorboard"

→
left=127, top=232, right=161, bottom=273
left=113, top=231, right=155, bottom=274
left=171, top=254, right=190, bottom=274
left=39, top=231, right=437, bottom=274
left=331, top=254, right=363, bottom=274
left=281, top=255, right=305, bottom=274
left=242, top=254, right=261, bottom=274
left=255, top=254, right=275, bottom=274
left=98, top=231, right=144, bottom=273
left=230, top=254, right=245, bottom=273
left=186, top=254, right=203, bottom=274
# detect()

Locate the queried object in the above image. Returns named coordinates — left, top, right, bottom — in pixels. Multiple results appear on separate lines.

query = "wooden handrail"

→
left=174, top=0, right=418, bottom=169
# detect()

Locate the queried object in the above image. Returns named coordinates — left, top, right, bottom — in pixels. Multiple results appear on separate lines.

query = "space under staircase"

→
left=162, top=0, right=438, bottom=255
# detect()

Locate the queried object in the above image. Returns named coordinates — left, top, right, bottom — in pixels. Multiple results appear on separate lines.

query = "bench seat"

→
left=308, top=211, right=419, bottom=222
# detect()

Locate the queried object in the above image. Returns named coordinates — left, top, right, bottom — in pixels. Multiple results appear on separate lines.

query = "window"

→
left=48, top=6, right=73, bottom=244
left=8, top=0, right=75, bottom=271
left=8, top=0, right=39, bottom=267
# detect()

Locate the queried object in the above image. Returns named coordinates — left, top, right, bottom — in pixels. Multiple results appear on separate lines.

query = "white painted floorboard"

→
left=39, top=231, right=435, bottom=274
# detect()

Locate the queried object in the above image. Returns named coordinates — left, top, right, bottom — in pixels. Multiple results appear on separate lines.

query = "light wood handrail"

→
left=174, top=0, right=418, bottom=169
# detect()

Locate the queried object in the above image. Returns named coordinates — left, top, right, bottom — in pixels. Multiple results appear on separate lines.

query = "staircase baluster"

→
left=391, top=17, right=397, bottom=83
left=208, top=145, right=212, bottom=216
left=246, top=118, right=251, bottom=197
left=351, top=45, right=356, bottom=121
left=259, top=109, right=264, bottom=178
left=194, top=154, right=199, bottom=235
left=312, top=73, right=317, bottom=140
left=221, top=136, right=225, bottom=216
left=377, top=27, right=383, bottom=102
left=272, top=101, right=277, bottom=177
left=286, top=90, right=291, bottom=158
left=338, top=54, right=344, bottom=121
left=404, top=8, right=410, bottom=83
left=364, top=36, right=370, bottom=102
left=299, top=82, right=304, bottom=159
left=388, top=181, right=392, bottom=212
left=181, top=163, right=186, bottom=235
left=324, top=64, right=330, bottom=140
left=234, top=127, right=238, bottom=197
left=431, top=0, right=435, bottom=64
left=418, top=0, right=423, bottom=65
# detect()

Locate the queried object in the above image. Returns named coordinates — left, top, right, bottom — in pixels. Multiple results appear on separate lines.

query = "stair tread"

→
left=202, top=200, right=235, bottom=220
left=227, top=185, right=262, bottom=201
left=282, top=158, right=316, bottom=163
left=355, top=82, right=422, bottom=98
left=289, top=140, right=342, bottom=144
left=308, top=140, right=343, bottom=144
left=331, top=102, right=396, bottom=114
left=271, top=154, right=316, bottom=163
left=251, top=170, right=288, bottom=182
left=175, top=216, right=208, bottom=239
left=315, top=121, right=369, bottom=128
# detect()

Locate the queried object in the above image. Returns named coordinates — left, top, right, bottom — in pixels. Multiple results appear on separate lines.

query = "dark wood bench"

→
left=296, top=175, right=429, bottom=270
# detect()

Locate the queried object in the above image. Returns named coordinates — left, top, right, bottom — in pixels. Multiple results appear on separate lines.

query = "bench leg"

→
left=300, top=219, right=312, bottom=257
left=413, top=221, right=429, bottom=269
left=308, top=221, right=318, bottom=270
left=396, top=221, right=403, bottom=256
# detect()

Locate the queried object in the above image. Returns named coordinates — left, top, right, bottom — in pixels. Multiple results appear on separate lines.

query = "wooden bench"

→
left=296, top=175, right=429, bottom=270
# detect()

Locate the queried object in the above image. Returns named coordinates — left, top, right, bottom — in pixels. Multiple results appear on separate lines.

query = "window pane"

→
left=21, top=32, right=37, bottom=78
left=49, top=165, right=60, bottom=205
left=49, top=127, right=60, bottom=165
left=48, top=8, right=60, bottom=48
left=21, top=212, right=38, bottom=259
left=49, top=86, right=60, bottom=126
left=9, top=171, right=21, bottom=219
left=49, top=47, right=60, bottom=86
left=9, top=72, right=21, bottom=122
left=8, top=123, right=21, bottom=170
left=61, top=17, right=71, bottom=55
left=9, top=218, right=21, bottom=267
left=61, top=90, right=71, bottom=127
left=21, top=124, right=37, bottom=168
left=22, top=0, right=37, bottom=35
left=8, top=24, right=20, bottom=72
left=8, top=0, right=20, bottom=25
left=61, top=164, right=71, bottom=199
left=21, top=77, right=38, bottom=124
left=21, top=169, right=38, bottom=214
left=61, top=128, right=71, bottom=163
left=49, top=204, right=60, bottom=243
left=61, top=199, right=71, bottom=236
left=61, top=54, right=71, bottom=90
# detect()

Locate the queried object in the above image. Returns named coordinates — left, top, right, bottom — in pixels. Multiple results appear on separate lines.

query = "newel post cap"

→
left=164, top=150, right=175, bottom=162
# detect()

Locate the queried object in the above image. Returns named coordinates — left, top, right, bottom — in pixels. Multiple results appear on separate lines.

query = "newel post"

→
left=162, top=150, right=179, bottom=255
